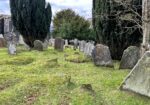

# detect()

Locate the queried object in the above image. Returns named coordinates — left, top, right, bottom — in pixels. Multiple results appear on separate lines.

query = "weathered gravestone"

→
left=34, top=40, right=44, bottom=51
left=88, top=43, right=95, bottom=56
left=84, top=42, right=94, bottom=56
left=8, top=43, right=16, bottom=55
left=43, top=40, right=49, bottom=50
left=49, top=38, right=55, bottom=47
left=119, top=46, right=140, bottom=69
left=120, top=51, right=150, bottom=97
left=4, top=17, right=13, bottom=34
left=4, top=32, right=19, bottom=45
left=54, top=38, right=64, bottom=51
left=92, top=44, right=114, bottom=67
left=65, top=39, right=68, bottom=46
left=18, top=35, right=25, bottom=45
left=79, top=40, right=86, bottom=52
left=73, top=39, right=78, bottom=50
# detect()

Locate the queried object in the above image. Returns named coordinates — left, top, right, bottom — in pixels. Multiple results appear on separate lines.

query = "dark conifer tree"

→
left=10, top=0, right=52, bottom=47
left=92, top=0, right=142, bottom=60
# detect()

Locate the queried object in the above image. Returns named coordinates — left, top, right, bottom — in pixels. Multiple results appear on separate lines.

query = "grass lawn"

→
left=0, top=46, right=149, bottom=105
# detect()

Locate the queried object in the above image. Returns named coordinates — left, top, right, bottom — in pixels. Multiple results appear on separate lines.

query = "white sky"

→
left=0, top=0, right=92, bottom=18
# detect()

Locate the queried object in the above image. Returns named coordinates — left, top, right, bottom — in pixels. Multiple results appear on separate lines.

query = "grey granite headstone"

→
left=92, top=44, right=114, bottom=67
left=34, top=40, right=44, bottom=51
left=119, top=46, right=140, bottom=69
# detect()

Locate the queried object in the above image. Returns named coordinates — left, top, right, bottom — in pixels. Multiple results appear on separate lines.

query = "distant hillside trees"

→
left=10, top=0, right=52, bottom=48
left=53, top=9, right=95, bottom=41
left=92, top=0, right=142, bottom=60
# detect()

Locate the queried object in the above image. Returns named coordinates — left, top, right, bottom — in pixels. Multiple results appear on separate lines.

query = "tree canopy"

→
left=53, top=9, right=95, bottom=41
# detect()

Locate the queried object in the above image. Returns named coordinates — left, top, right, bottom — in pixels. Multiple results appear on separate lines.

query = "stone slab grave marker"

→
left=65, top=39, right=68, bottom=46
left=92, top=44, right=114, bottom=68
left=73, top=38, right=78, bottom=50
left=34, top=40, right=44, bottom=51
left=119, top=46, right=140, bottom=69
left=43, top=40, right=49, bottom=50
left=120, top=51, right=150, bottom=97
left=54, top=38, right=64, bottom=51
left=49, top=38, right=55, bottom=47
left=79, top=40, right=86, bottom=52
left=8, top=43, right=16, bottom=55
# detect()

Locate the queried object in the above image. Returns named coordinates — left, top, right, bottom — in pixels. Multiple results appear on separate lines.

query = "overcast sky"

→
left=0, top=0, right=92, bottom=19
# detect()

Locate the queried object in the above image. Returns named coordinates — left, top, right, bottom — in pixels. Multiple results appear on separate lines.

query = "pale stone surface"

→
left=92, top=44, right=114, bottom=67
left=49, top=38, right=55, bottom=47
left=18, top=35, right=25, bottom=45
left=119, top=46, right=140, bottom=69
left=79, top=40, right=86, bottom=52
left=65, top=39, right=68, bottom=46
left=8, top=43, right=16, bottom=55
left=43, top=40, right=49, bottom=50
left=120, top=51, right=150, bottom=97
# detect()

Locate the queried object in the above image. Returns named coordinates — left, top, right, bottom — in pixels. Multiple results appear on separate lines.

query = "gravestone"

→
left=73, top=38, right=78, bottom=50
left=8, top=43, right=16, bottom=55
left=119, top=46, right=140, bottom=69
left=92, top=44, right=114, bottom=67
left=34, top=40, right=44, bottom=51
left=43, top=40, right=49, bottom=50
left=79, top=40, right=86, bottom=52
left=84, top=42, right=90, bottom=56
left=88, top=43, right=95, bottom=56
left=18, top=35, right=25, bottom=45
left=49, top=38, right=55, bottom=47
left=54, top=38, right=64, bottom=51
left=120, top=51, right=150, bottom=97
left=4, top=32, right=19, bottom=45
left=4, top=17, right=13, bottom=34
left=65, top=40, right=68, bottom=46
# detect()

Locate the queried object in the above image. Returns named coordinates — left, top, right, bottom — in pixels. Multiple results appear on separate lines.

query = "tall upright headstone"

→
left=54, top=38, right=64, bottom=51
left=79, top=40, right=86, bottom=52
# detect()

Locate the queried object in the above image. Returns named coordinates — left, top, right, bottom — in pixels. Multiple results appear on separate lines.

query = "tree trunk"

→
left=142, top=0, right=150, bottom=50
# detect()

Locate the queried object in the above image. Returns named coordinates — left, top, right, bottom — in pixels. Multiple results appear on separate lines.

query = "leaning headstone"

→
left=8, top=43, right=16, bottom=55
left=34, top=40, right=44, bottom=51
left=54, top=38, right=64, bottom=51
left=119, top=46, right=140, bottom=69
left=92, top=44, right=114, bottom=67
left=120, top=51, right=150, bottom=97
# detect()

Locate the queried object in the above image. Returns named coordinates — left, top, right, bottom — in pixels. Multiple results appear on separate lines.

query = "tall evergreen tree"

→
left=93, top=0, right=142, bottom=60
left=10, top=0, right=52, bottom=47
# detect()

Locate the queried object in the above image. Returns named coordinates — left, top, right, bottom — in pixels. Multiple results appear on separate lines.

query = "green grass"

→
left=0, top=46, right=149, bottom=105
